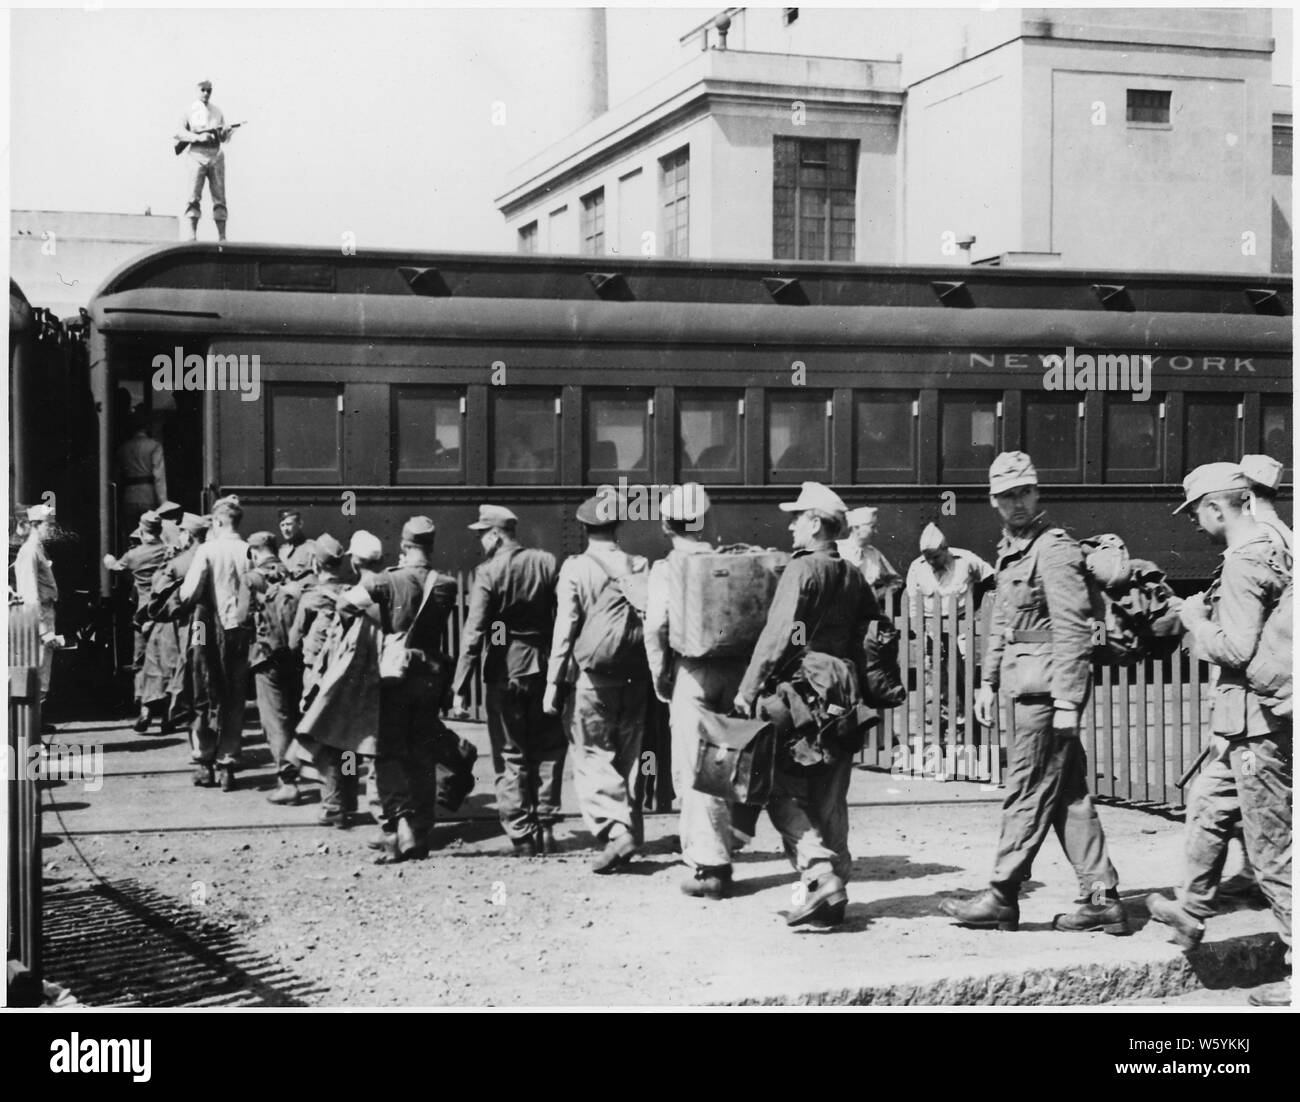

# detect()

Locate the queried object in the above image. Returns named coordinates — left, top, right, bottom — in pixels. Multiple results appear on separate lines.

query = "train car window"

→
left=268, top=385, right=342, bottom=483
left=1103, top=393, right=1164, bottom=481
left=855, top=391, right=917, bottom=480
left=492, top=390, right=560, bottom=485
left=586, top=390, right=653, bottom=482
left=1185, top=394, right=1243, bottom=469
left=1262, top=397, right=1293, bottom=477
left=768, top=391, right=831, bottom=482
left=939, top=392, right=1000, bottom=482
left=393, top=387, right=464, bottom=484
left=1023, top=395, right=1083, bottom=480
left=678, top=391, right=742, bottom=480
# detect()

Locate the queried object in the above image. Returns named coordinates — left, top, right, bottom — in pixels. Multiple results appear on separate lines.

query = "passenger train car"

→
left=83, top=244, right=1291, bottom=592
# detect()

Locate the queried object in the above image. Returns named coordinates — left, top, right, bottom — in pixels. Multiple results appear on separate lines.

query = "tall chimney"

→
left=577, top=7, right=609, bottom=124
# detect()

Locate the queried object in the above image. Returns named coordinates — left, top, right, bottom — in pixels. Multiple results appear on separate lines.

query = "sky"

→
left=7, top=5, right=701, bottom=251
left=6, top=4, right=1294, bottom=253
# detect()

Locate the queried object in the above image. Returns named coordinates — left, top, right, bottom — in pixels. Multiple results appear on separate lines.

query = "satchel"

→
left=692, top=709, right=775, bottom=807
left=380, top=631, right=418, bottom=682
left=432, top=726, right=478, bottom=812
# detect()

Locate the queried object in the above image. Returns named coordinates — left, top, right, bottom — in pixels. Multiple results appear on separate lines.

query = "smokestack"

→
left=578, top=7, right=609, bottom=124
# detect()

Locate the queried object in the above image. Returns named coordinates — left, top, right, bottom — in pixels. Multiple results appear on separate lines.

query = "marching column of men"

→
left=95, top=447, right=1288, bottom=1005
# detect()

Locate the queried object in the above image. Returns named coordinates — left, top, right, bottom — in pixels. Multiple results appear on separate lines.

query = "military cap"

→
left=277, top=508, right=303, bottom=522
left=180, top=512, right=210, bottom=536
left=314, top=533, right=345, bottom=562
left=1173, top=463, right=1251, bottom=515
left=198, top=80, right=212, bottom=90
left=401, top=515, right=437, bottom=544
left=845, top=506, right=878, bottom=528
left=919, top=523, right=947, bottom=552
left=468, top=505, right=518, bottom=531
left=27, top=503, right=55, bottom=522
left=138, top=510, right=163, bottom=534
left=211, top=494, right=241, bottom=510
left=156, top=500, right=183, bottom=520
left=778, top=482, right=847, bottom=518
left=348, top=531, right=383, bottom=563
left=660, top=483, right=710, bottom=522
left=989, top=451, right=1038, bottom=495
left=247, top=531, right=278, bottom=551
left=1240, top=454, right=1284, bottom=492
left=576, top=488, right=621, bottom=526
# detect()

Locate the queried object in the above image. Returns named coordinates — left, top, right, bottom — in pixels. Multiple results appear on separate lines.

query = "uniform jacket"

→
left=114, top=432, right=167, bottom=507
left=547, top=542, right=649, bottom=688
left=297, top=614, right=382, bottom=757
left=278, top=537, right=319, bottom=579
left=643, top=537, right=712, bottom=703
left=290, top=576, right=349, bottom=666
left=1189, top=528, right=1290, bottom=738
left=14, top=535, right=58, bottom=629
left=737, top=544, right=878, bottom=705
left=179, top=530, right=252, bottom=630
left=982, top=514, right=1092, bottom=706
left=453, top=539, right=557, bottom=695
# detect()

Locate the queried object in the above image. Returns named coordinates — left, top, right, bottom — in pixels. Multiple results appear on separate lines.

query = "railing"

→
left=440, top=575, right=1212, bottom=809
left=8, top=604, right=44, bottom=1003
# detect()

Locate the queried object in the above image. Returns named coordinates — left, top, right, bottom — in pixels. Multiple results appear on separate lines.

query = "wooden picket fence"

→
left=440, top=574, right=1214, bottom=810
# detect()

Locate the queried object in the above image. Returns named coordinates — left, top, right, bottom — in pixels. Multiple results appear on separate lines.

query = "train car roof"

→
left=10, top=279, right=33, bottom=333
left=90, top=242, right=1294, bottom=318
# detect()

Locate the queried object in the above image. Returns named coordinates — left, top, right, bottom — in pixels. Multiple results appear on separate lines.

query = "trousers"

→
left=670, top=656, right=747, bottom=869
left=254, top=653, right=302, bottom=781
left=991, top=696, right=1119, bottom=897
left=767, top=755, right=855, bottom=883
left=1182, top=729, right=1292, bottom=945
left=185, top=153, right=227, bottom=221
left=190, top=624, right=250, bottom=767
left=317, top=744, right=359, bottom=816
left=568, top=678, right=647, bottom=842
left=486, top=676, right=566, bottom=841
left=373, top=665, right=442, bottom=833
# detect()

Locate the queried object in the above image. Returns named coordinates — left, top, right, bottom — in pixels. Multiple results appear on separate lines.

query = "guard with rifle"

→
left=174, top=79, right=241, bottom=241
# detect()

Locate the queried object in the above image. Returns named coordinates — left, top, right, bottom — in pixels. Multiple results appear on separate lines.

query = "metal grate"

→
left=43, top=879, right=329, bottom=1007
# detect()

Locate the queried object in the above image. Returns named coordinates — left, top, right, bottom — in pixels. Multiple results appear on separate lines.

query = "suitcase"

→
left=692, top=710, right=775, bottom=807
left=669, top=549, right=788, bottom=658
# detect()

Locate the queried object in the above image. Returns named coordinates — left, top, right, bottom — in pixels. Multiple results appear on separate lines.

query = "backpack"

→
left=1044, top=532, right=1183, bottom=664
left=1246, top=547, right=1293, bottom=718
left=572, top=552, right=648, bottom=677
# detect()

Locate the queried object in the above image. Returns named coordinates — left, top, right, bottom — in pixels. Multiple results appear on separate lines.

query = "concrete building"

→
left=496, top=7, right=1292, bottom=274
left=11, top=210, right=179, bottom=318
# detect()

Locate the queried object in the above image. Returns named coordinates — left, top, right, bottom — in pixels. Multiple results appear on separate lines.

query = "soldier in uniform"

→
left=453, top=505, right=564, bottom=856
left=277, top=509, right=319, bottom=580
left=178, top=496, right=253, bottom=791
left=644, top=484, right=746, bottom=900
left=13, top=503, right=61, bottom=712
left=341, top=517, right=457, bottom=860
left=837, top=505, right=903, bottom=607
left=734, top=482, right=879, bottom=926
left=1147, top=463, right=1293, bottom=1006
left=941, top=452, right=1128, bottom=934
left=544, top=490, right=650, bottom=874
left=141, top=512, right=209, bottom=732
left=104, top=510, right=171, bottom=732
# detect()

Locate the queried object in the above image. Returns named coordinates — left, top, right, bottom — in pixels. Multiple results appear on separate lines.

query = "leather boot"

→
left=592, top=831, right=636, bottom=874
left=1145, top=893, right=1205, bottom=949
left=1053, top=898, right=1131, bottom=935
left=191, top=764, right=216, bottom=787
left=188, top=217, right=199, bottom=242
left=266, top=780, right=301, bottom=806
left=1247, top=979, right=1291, bottom=1006
left=215, top=219, right=227, bottom=242
left=681, top=865, right=732, bottom=901
left=786, top=871, right=848, bottom=927
left=219, top=765, right=237, bottom=792
left=940, top=888, right=1020, bottom=931
left=396, top=816, right=426, bottom=860
left=511, top=832, right=540, bottom=857
left=132, top=707, right=151, bottom=733
left=538, top=824, right=558, bottom=855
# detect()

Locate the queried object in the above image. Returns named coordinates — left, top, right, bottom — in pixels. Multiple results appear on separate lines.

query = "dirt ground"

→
left=38, top=715, right=1277, bottom=1007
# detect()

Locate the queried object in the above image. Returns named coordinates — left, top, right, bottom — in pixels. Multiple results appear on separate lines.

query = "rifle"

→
left=1176, top=744, right=1211, bottom=790
left=174, top=121, right=245, bottom=156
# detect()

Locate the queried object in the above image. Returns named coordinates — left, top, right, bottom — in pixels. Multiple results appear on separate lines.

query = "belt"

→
left=1009, top=629, right=1053, bottom=643
left=122, top=477, right=154, bottom=486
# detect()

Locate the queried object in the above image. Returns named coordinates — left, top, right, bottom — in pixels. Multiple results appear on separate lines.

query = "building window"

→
left=660, top=147, right=690, bottom=258
left=768, top=392, right=831, bottom=481
left=939, top=392, right=1000, bottom=483
left=1184, top=394, right=1242, bottom=469
left=580, top=188, right=605, bottom=256
left=855, top=392, right=917, bottom=481
left=587, top=390, right=652, bottom=480
left=1274, top=129, right=1293, bottom=177
left=1262, top=396, right=1293, bottom=477
left=1127, top=89, right=1171, bottom=126
left=518, top=221, right=538, bottom=253
left=783, top=8, right=799, bottom=26
left=492, top=390, right=559, bottom=485
left=392, top=387, right=463, bottom=484
left=679, top=391, right=742, bottom=478
left=268, top=385, right=342, bottom=484
left=1023, top=395, right=1083, bottom=480
left=773, top=137, right=857, bottom=260
left=1104, top=394, right=1164, bottom=481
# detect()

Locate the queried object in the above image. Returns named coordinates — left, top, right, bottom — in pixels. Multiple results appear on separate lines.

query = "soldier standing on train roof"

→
left=1240, top=454, right=1293, bottom=552
left=277, top=510, right=319, bottom=580
left=644, top=483, right=748, bottom=900
left=941, top=451, right=1130, bottom=935
left=837, top=506, right=903, bottom=605
left=453, top=505, right=565, bottom=856
left=174, top=79, right=233, bottom=241
left=1147, top=463, right=1293, bottom=1007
